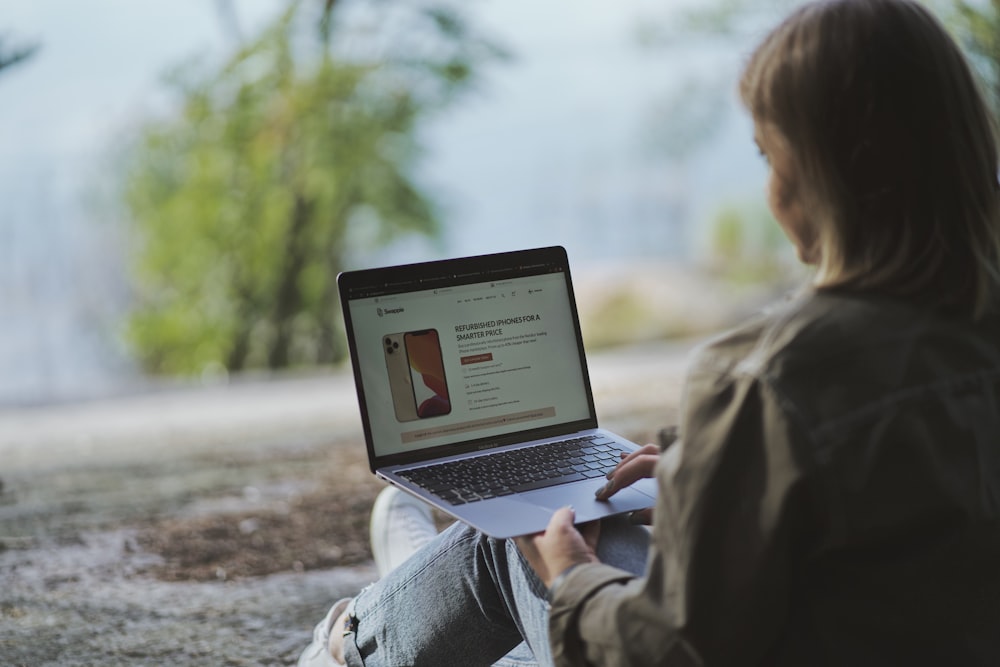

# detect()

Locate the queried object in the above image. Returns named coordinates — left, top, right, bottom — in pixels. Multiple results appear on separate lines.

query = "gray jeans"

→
left=342, top=516, right=650, bottom=666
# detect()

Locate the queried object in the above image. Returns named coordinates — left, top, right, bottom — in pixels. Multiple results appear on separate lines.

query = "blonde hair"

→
left=741, top=0, right=1000, bottom=318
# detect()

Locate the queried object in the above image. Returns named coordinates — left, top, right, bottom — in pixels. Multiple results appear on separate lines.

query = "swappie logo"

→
left=377, top=306, right=404, bottom=317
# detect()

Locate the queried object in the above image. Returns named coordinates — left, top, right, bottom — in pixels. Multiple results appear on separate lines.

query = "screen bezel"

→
left=338, top=246, right=599, bottom=471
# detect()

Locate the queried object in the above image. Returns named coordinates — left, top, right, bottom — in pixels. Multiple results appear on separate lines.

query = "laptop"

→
left=338, top=246, right=657, bottom=538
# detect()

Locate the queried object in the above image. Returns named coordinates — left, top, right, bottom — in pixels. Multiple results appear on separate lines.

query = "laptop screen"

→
left=340, top=247, right=596, bottom=463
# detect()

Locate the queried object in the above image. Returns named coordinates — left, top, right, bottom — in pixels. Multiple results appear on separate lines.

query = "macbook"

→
left=338, top=246, right=657, bottom=538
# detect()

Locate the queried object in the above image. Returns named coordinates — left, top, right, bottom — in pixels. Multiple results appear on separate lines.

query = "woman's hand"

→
left=515, top=443, right=663, bottom=586
left=514, top=507, right=601, bottom=588
left=595, top=443, right=661, bottom=525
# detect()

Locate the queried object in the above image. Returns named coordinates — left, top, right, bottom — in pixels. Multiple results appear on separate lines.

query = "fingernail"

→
left=595, top=481, right=613, bottom=498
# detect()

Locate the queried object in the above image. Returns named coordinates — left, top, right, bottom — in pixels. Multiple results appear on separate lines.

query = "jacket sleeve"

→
left=548, top=368, right=817, bottom=666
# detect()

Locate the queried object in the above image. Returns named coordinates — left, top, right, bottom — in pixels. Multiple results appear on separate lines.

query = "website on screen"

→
left=349, top=272, right=591, bottom=457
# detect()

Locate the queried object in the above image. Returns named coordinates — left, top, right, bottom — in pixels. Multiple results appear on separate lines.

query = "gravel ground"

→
left=0, top=341, right=692, bottom=666
left=0, top=437, right=382, bottom=666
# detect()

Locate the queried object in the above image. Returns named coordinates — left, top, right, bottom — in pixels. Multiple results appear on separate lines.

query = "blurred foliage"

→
left=125, top=1, right=504, bottom=376
left=709, top=202, right=797, bottom=285
left=582, top=288, right=706, bottom=349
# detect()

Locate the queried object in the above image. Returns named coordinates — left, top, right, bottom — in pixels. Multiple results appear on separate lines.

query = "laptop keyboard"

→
left=397, top=435, right=627, bottom=506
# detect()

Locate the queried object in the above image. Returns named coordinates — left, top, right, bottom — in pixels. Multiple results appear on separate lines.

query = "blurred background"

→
left=2, top=0, right=994, bottom=405
left=2, top=0, right=998, bottom=406
left=0, top=0, right=800, bottom=406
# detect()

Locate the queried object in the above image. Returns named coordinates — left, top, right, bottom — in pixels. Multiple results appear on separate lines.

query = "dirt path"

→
left=0, top=341, right=692, bottom=666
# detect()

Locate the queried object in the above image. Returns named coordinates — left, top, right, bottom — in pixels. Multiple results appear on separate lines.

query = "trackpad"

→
left=518, top=481, right=654, bottom=524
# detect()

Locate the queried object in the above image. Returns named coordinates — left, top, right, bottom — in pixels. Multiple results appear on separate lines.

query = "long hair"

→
left=741, top=0, right=1000, bottom=318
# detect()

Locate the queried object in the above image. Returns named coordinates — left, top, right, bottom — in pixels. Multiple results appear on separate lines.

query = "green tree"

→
left=125, top=1, right=502, bottom=375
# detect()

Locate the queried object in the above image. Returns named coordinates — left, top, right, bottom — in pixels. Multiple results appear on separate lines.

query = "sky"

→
left=0, top=1, right=278, bottom=163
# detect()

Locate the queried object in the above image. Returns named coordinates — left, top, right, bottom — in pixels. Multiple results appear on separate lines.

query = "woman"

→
left=302, top=1, right=1000, bottom=664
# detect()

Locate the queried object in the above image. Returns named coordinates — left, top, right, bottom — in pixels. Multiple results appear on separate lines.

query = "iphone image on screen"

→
left=383, top=333, right=419, bottom=422
left=404, top=329, right=451, bottom=419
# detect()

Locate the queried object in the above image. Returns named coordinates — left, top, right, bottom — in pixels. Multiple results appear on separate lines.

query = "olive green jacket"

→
left=549, top=289, right=1000, bottom=666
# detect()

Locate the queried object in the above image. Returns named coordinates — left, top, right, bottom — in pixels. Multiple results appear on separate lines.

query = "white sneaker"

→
left=369, top=486, right=438, bottom=578
left=298, top=597, right=351, bottom=667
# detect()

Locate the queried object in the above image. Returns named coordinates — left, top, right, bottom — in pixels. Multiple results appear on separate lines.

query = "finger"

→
left=547, top=506, right=576, bottom=536
left=604, top=455, right=659, bottom=494
left=612, top=444, right=660, bottom=476
left=619, top=442, right=659, bottom=459
left=612, top=453, right=659, bottom=484
left=596, top=453, right=659, bottom=500
left=603, top=444, right=659, bottom=496
left=516, top=507, right=574, bottom=552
